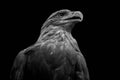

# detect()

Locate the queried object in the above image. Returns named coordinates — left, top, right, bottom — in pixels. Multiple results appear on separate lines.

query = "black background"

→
left=2, top=1, right=112, bottom=80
